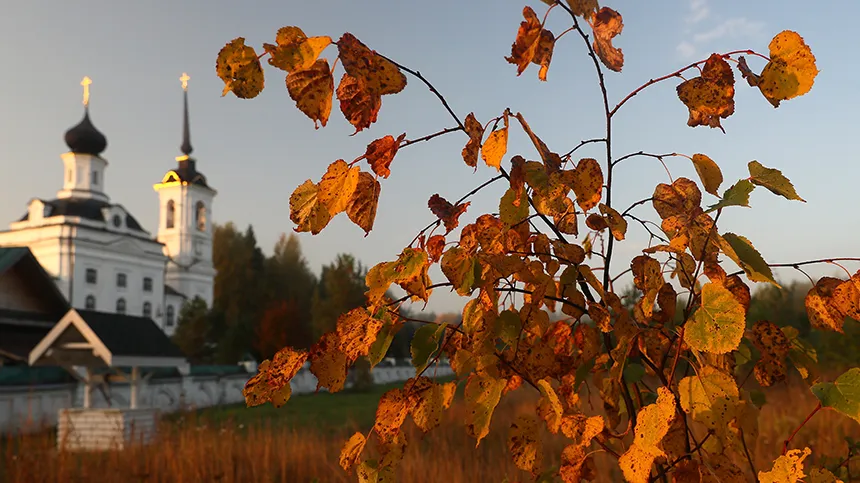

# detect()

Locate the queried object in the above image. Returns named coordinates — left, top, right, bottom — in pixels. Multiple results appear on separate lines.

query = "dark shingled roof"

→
left=164, top=157, right=210, bottom=189
left=163, top=285, right=186, bottom=298
left=76, top=310, right=185, bottom=359
left=18, top=198, right=144, bottom=231
left=64, top=109, right=107, bottom=156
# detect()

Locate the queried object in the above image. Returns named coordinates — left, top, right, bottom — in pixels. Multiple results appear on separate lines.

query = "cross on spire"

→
left=81, top=76, right=92, bottom=106
left=179, top=72, right=193, bottom=157
left=180, top=72, right=190, bottom=91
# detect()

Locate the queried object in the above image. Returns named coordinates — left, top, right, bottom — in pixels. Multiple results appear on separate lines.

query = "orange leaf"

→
left=365, top=133, right=406, bottom=179
left=309, top=332, right=349, bottom=392
left=335, top=308, right=384, bottom=361
left=337, top=33, right=406, bottom=96
left=336, top=73, right=381, bottom=134
left=462, top=113, right=483, bottom=168
left=428, top=194, right=470, bottom=234
left=426, top=235, right=446, bottom=263
left=242, top=346, right=308, bottom=407
left=506, top=6, right=542, bottom=76
left=286, top=59, right=334, bottom=129
left=482, top=123, right=508, bottom=170
left=572, top=158, right=603, bottom=211
left=374, top=388, right=410, bottom=443
left=533, top=29, right=556, bottom=81
left=676, top=54, right=735, bottom=131
left=591, top=8, right=624, bottom=72
left=347, top=171, right=380, bottom=235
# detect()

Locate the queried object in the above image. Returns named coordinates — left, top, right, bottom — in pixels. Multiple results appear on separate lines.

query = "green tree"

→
left=310, top=253, right=367, bottom=339
left=260, top=233, right=317, bottom=350
left=171, top=296, right=215, bottom=364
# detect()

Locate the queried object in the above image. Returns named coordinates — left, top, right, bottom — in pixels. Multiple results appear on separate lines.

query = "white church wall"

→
left=0, top=364, right=453, bottom=434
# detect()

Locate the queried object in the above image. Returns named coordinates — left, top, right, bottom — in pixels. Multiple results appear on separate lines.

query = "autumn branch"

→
left=727, top=257, right=860, bottom=279
left=400, top=126, right=464, bottom=149
left=783, top=402, right=822, bottom=455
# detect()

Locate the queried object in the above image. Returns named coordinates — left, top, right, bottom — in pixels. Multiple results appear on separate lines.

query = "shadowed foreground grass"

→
left=3, top=377, right=860, bottom=482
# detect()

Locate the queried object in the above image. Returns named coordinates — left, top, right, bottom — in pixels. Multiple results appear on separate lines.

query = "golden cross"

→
left=81, top=76, right=92, bottom=106
left=180, top=72, right=190, bottom=91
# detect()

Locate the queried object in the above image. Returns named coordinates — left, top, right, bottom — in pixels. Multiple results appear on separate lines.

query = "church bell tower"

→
left=153, top=73, right=216, bottom=307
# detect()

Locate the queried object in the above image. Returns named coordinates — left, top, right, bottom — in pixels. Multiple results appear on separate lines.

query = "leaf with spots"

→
left=618, top=387, right=676, bottom=483
left=500, top=187, right=530, bottom=227
left=533, top=29, right=555, bottom=81
left=748, top=160, right=805, bottom=202
left=691, top=154, right=723, bottom=196
left=676, top=54, right=735, bottom=131
left=216, top=37, right=265, bottom=99
left=441, top=247, right=480, bottom=296
left=811, top=368, right=860, bottom=424
left=506, top=6, right=543, bottom=76
left=363, top=133, right=405, bottom=179
left=750, top=320, right=791, bottom=387
left=706, top=179, right=755, bottom=213
left=243, top=346, right=308, bottom=407
left=428, top=194, right=470, bottom=234
left=537, top=379, right=564, bottom=434
left=365, top=248, right=431, bottom=305
left=426, top=234, right=446, bottom=263
left=599, top=203, right=627, bottom=241
left=290, top=180, right=333, bottom=234
left=685, top=282, right=746, bottom=354
left=374, top=387, right=410, bottom=443
left=462, top=113, right=483, bottom=168
left=339, top=432, right=367, bottom=472
left=318, top=160, right=360, bottom=216
left=678, top=366, right=740, bottom=438
left=410, top=322, right=447, bottom=374
left=409, top=377, right=456, bottom=432
left=720, top=232, right=778, bottom=286
left=758, top=447, right=811, bottom=483
left=465, top=373, right=506, bottom=446
left=336, top=307, right=384, bottom=361
left=757, top=31, right=818, bottom=107
left=286, top=59, right=334, bottom=128
left=567, top=0, right=598, bottom=19
left=508, top=414, right=543, bottom=472
left=572, top=158, right=603, bottom=211
left=347, top=171, right=380, bottom=235
left=337, top=73, right=381, bottom=133
left=805, top=277, right=849, bottom=333
left=337, top=33, right=406, bottom=96
left=309, top=332, right=349, bottom=392
left=591, top=7, right=624, bottom=72
left=264, top=26, right=331, bottom=73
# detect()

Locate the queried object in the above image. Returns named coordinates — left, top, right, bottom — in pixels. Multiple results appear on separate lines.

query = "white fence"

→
left=0, top=363, right=452, bottom=434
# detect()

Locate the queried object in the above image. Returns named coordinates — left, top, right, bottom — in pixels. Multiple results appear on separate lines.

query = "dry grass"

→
left=3, top=378, right=859, bottom=483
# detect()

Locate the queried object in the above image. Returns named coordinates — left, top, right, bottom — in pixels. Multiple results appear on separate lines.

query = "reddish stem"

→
left=783, top=402, right=822, bottom=455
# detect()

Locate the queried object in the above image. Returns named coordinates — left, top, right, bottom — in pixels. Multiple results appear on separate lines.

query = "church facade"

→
left=0, top=76, right=215, bottom=336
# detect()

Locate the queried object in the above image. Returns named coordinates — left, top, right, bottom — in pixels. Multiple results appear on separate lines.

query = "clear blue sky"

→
left=1, top=0, right=857, bottom=314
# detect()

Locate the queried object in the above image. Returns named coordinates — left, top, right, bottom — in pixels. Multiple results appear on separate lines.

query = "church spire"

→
left=179, top=73, right=193, bottom=157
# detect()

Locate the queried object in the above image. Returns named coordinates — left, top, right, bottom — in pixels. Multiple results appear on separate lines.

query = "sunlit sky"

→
left=1, top=0, right=857, bottom=314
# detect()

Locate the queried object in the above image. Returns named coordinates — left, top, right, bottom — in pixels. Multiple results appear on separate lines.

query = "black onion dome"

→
left=64, top=108, right=107, bottom=155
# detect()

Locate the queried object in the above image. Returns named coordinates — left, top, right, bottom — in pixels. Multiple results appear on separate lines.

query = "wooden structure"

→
left=29, top=309, right=188, bottom=450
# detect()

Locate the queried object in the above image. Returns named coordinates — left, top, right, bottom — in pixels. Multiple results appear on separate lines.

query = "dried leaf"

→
left=337, top=33, right=406, bottom=96
left=290, top=180, right=333, bottom=234
left=216, top=37, right=265, bottom=99
left=428, top=194, right=470, bottom=234
left=758, top=447, right=811, bottom=483
left=591, top=7, right=624, bottom=72
left=758, top=30, right=818, bottom=107
left=506, top=6, right=542, bottom=75
left=309, top=332, right=349, bottom=392
left=337, top=73, right=381, bottom=133
left=264, top=26, right=331, bottom=73
left=364, top=133, right=406, bottom=179
left=676, top=54, right=735, bottom=131
left=339, top=432, right=367, bottom=471
left=508, top=414, right=543, bottom=472
left=426, top=235, right=446, bottom=263
left=462, top=113, right=483, bottom=168
left=374, top=388, right=410, bottom=443
left=465, top=373, right=506, bottom=446
left=347, top=171, right=380, bottom=235
left=318, top=160, right=360, bottom=216
left=572, top=158, right=603, bottom=211
left=243, top=347, right=308, bottom=407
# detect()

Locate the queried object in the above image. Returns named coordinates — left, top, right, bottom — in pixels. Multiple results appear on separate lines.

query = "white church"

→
left=0, top=75, right=215, bottom=336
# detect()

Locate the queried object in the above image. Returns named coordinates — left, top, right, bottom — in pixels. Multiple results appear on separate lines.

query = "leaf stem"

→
left=783, top=401, right=821, bottom=455
left=400, top=126, right=464, bottom=149
left=726, top=257, right=860, bottom=279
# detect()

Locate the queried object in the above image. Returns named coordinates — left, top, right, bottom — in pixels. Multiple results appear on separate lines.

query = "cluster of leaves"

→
left=220, top=2, right=859, bottom=482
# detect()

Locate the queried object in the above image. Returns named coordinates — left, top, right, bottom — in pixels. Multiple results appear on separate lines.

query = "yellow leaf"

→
left=336, top=308, right=384, bottom=361
left=508, top=414, right=543, bottom=472
left=242, top=347, right=308, bottom=407
left=691, top=153, right=723, bottom=197
left=759, top=31, right=818, bottom=107
left=506, top=6, right=542, bottom=76
left=566, top=0, right=598, bottom=19
left=805, top=277, right=847, bottom=333
left=318, top=160, right=360, bottom=216
left=676, top=54, right=735, bottom=131
left=572, top=158, right=603, bottom=212
left=347, top=171, right=380, bottom=235
left=652, top=177, right=702, bottom=220
left=264, top=26, right=332, bottom=73
left=598, top=203, right=627, bottom=241
left=337, top=33, right=406, bottom=96
left=758, top=447, right=811, bottom=483
left=537, top=379, right=564, bottom=433
left=339, top=432, right=367, bottom=472
left=685, top=282, right=746, bottom=354
left=462, top=113, right=483, bottom=168
left=588, top=302, right=611, bottom=332
left=337, top=73, right=381, bottom=134
left=560, top=444, right=589, bottom=483
left=678, top=366, right=740, bottom=443
left=808, top=468, right=845, bottom=483
left=481, top=125, right=508, bottom=170
left=216, top=37, right=265, bottom=99
left=465, top=373, right=506, bottom=446
left=290, top=179, right=333, bottom=234
left=591, top=7, right=624, bottom=72
left=309, top=332, right=349, bottom=392
left=619, top=387, right=676, bottom=483
left=374, top=388, right=410, bottom=444
left=560, top=414, right=604, bottom=446
left=365, top=133, right=406, bottom=179
left=406, top=377, right=451, bottom=432
left=499, top=187, right=530, bottom=227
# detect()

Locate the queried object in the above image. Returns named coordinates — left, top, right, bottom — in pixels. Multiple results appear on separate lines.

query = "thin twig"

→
left=783, top=402, right=822, bottom=455
left=400, top=126, right=463, bottom=149
left=727, top=258, right=860, bottom=278
left=741, top=427, right=759, bottom=483
left=562, top=138, right=607, bottom=159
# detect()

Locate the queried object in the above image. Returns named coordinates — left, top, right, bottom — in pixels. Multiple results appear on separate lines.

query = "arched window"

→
left=166, top=305, right=175, bottom=326
left=166, top=200, right=175, bottom=229
left=116, top=298, right=126, bottom=315
left=85, top=295, right=96, bottom=310
left=196, top=201, right=206, bottom=231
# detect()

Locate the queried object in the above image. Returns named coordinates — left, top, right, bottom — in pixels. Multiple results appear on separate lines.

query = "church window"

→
left=143, top=277, right=153, bottom=292
left=143, top=302, right=152, bottom=318
left=85, top=295, right=96, bottom=310
left=166, top=305, right=175, bottom=326
left=92, top=170, right=99, bottom=186
left=196, top=201, right=206, bottom=231
left=85, top=268, right=97, bottom=284
left=166, top=200, right=175, bottom=229
left=116, top=273, right=127, bottom=288
left=112, top=214, right=122, bottom=228
left=116, top=298, right=126, bottom=314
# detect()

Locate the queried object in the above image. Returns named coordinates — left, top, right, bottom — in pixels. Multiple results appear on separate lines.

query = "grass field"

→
left=3, top=375, right=860, bottom=482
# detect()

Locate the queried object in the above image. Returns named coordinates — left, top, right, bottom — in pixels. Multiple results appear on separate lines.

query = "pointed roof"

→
left=157, top=73, right=212, bottom=190
left=64, top=77, right=107, bottom=156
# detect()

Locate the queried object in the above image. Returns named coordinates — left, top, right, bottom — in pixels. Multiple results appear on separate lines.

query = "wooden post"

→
left=130, top=366, right=139, bottom=409
left=83, top=367, right=92, bottom=408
